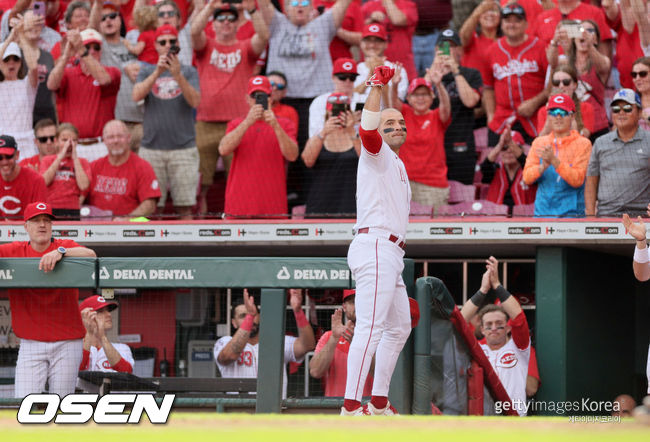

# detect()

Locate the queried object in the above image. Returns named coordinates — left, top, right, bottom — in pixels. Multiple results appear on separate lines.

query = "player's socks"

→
left=344, top=399, right=361, bottom=412
left=370, top=396, right=388, bottom=409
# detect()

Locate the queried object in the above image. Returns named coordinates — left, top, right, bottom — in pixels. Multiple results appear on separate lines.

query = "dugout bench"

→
left=0, top=257, right=415, bottom=413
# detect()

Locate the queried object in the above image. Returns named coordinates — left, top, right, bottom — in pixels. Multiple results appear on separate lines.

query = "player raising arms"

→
left=341, top=66, right=412, bottom=416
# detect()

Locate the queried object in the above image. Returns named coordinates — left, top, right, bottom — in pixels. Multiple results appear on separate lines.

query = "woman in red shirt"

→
left=40, top=123, right=92, bottom=219
left=459, top=0, right=501, bottom=87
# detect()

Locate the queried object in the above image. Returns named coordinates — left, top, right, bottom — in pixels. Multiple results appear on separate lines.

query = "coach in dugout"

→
left=309, top=289, right=373, bottom=397
left=79, top=295, right=134, bottom=373
left=461, top=256, right=531, bottom=416
left=0, top=202, right=96, bottom=398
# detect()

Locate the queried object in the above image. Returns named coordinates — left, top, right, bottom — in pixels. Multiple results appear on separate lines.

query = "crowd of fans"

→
left=0, top=0, right=648, bottom=219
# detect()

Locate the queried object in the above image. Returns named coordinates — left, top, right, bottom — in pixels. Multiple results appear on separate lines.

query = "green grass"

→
left=1, top=410, right=646, bottom=442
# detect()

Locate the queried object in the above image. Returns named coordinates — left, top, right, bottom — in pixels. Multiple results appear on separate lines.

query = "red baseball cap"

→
left=343, top=289, right=355, bottom=301
left=79, top=295, right=118, bottom=312
left=102, top=1, right=119, bottom=11
left=0, top=134, right=18, bottom=156
left=80, top=28, right=102, bottom=46
left=155, top=24, right=178, bottom=40
left=247, top=75, right=272, bottom=95
left=510, top=130, right=525, bottom=146
left=409, top=298, right=420, bottom=328
left=362, top=23, right=387, bottom=41
left=407, top=77, right=432, bottom=95
left=332, top=58, right=358, bottom=75
left=23, top=202, right=54, bottom=222
left=326, top=92, right=350, bottom=111
left=546, top=93, right=575, bottom=113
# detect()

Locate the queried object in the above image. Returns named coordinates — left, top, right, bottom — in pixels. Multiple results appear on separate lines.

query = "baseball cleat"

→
left=340, top=405, right=370, bottom=416
left=368, top=401, right=399, bottom=416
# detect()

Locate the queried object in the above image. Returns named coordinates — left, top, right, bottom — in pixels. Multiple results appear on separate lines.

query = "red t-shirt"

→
left=0, top=239, right=86, bottom=342
left=532, top=3, right=613, bottom=47
left=484, top=37, right=548, bottom=137
left=361, top=0, right=418, bottom=82
left=461, top=32, right=495, bottom=88
left=612, top=22, right=644, bottom=90
left=40, top=155, right=92, bottom=210
left=399, top=105, right=450, bottom=188
left=19, top=154, right=42, bottom=172
left=224, top=117, right=297, bottom=217
left=194, top=38, right=258, bottom=122
left=88, top=153, right=161, bottom=215
left=57, top=64, right=121, bottom=138
left=0, top=167, right=48, bottom=220
left=272, top=103, right=299, bottom=131
left=137, top=30, right=159, bottom=64
left=314, top=330, right=373, bottom=397
left=313, top=0, right=363, bottom=61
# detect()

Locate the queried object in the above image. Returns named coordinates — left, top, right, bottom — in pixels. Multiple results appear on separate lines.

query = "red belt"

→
left=357, top=227, right=405, bottom=249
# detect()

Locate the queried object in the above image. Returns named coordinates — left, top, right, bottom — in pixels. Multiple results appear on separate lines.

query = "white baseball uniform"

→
left=480, top=312, right=531, bottom=416
left=344, top=125, right=412, bottom=402
left=83, top=344, right=135, bottom=373
left=213, top=335, right=302, bottom=399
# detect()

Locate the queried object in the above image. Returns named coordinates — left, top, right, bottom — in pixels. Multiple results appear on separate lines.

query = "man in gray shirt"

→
left=91, top=0, right=144, bottom=152
left=133, top=24, right=200, bottom=220
left=586, top=89, right=650, bottom=217
left=258, top=0, right=353, bottom=205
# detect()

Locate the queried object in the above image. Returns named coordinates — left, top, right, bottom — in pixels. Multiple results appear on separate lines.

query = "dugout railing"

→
left=0, top=257, right=415, bottom=413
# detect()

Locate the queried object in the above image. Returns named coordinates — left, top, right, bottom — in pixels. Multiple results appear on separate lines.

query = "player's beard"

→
left=250, top=324, right=259, bottom=338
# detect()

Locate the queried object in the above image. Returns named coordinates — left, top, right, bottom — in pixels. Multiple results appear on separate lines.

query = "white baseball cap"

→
left=3, top=42, right=21, bottom=60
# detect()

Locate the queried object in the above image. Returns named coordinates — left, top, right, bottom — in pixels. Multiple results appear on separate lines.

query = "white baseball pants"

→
left=345, top=234, right=412, bottom=401
left=14, top=339, right=83, bottom=398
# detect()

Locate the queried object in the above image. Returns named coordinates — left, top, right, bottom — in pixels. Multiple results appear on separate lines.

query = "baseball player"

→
left=0, top=202, right=96, bottom=398
left=213, top=288, right=315, bottom=399
left=310, top=289, right=374, bottom=397
left=622, top=209, right=650, bottom=395
left=341, top=65, right=412, bottom=416
left=78, top=295, right=134, bottom=373
left=463, top=257, right=530, bottom=416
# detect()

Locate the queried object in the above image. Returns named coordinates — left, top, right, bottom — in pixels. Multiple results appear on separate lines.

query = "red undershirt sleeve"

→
left=510, top=311, right=530, bottom=350
left=79, top=349, right=90, bottom=371
left=359, top=127, right=382, bottom=155
left=111, top=358, right=133, bottom=373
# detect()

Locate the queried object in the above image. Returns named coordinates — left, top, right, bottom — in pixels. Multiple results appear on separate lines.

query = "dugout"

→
left=0, top=257, right=415, bottom=413
left=0, top=218, right=648, bottom=414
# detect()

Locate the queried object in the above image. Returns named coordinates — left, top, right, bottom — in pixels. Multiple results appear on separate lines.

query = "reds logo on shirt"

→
left=493, top=59, right=540, bottom=80
left=152, top=77, right=182, bottom=100
left=209, top=48, right=242, bottom=72
left=102, top=360, right=112, bottom=369
left=0, top=195, right=21, bottom=215
left=498, top=351, right=518, bottom=368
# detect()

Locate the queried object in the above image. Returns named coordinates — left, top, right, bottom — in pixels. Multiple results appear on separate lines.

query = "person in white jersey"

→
left=79, top=295, right=134, bottom=373
left=465, top=258, right=530, bottom=416
left=213, top=288, right=315, bottom=399
left=340, top=65, right=412, bottom=416
left=622, top=209, right=650, bottom=398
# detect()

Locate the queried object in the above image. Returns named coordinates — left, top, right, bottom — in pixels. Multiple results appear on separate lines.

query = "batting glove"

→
left=366, top=66, right=395, bottom=87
